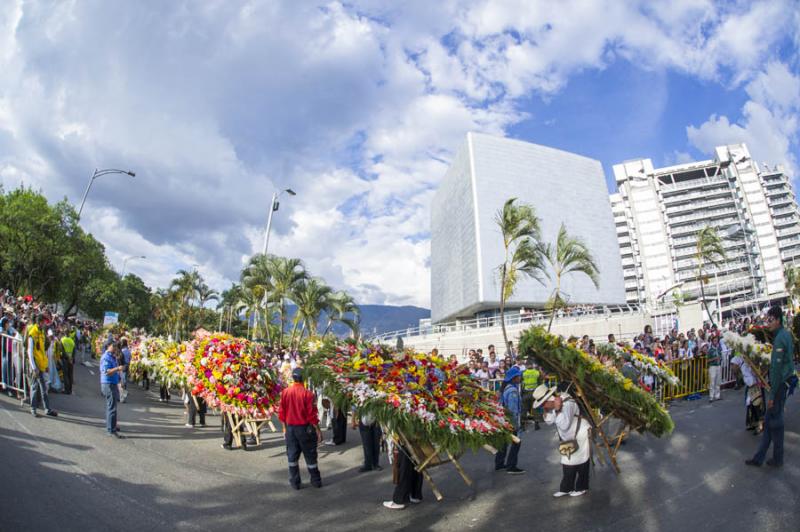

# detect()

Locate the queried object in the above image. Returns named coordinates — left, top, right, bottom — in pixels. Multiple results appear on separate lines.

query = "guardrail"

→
left=372, top=304, right=645, bottom=343
left=1, top=333, right=28, bottom=400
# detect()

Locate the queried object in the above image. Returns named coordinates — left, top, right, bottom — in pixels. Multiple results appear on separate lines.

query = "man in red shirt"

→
left=279, top=367, right=323, bottom=489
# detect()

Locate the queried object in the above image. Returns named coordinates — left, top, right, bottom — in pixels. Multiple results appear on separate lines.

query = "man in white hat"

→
left=533, top=384, right=591, bottom=497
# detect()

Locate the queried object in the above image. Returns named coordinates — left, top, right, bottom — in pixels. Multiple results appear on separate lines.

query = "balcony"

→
left=660, top=176, right=728, bottom=194
left=774, top=216, right=798, bottom=229
left=769, top=196, right=793, bottom=208
left=668, top=207, right=737, bottom=226
left=665, top=196, right=735, bottom=215
left=669, top=216, right=739, bottom=237
left=776, top=226, right=800, bottom=238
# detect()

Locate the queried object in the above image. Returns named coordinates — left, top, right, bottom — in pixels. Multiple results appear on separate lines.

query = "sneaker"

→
left=495, top=464, right=507, bottom=471
left=744, top=459, right=761, bottom=467
left=553, top=491, right=569, bottom=498
left=570, top=490, right=587, bottom=497
left=311, top=480, right=322, bottom=488
left=358, top=466, right=373, bottom=473
left=506, top=467, right=526, bottom=475
left=766, top=459, right=782, bottom=467
left=30, top=410, right=39, bottom=418
left=199, top=422, right=206, bottom=427
left=323, top=440, right=335, bottom=446
left=409, top=497, right=422, bottom=504
left=221, top=444, right=232, bottom=450
left=291, top=483, right=301, bottom=490
left=108, top=431, right=124, bottom=439
left=382, top=501, right=405, bottom=510
left=184, top=423, right=194, bottom=428
left=45, top=410, right=58, bottom=417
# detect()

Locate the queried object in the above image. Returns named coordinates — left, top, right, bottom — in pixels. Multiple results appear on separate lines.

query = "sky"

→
left=1, top=0, right=799, bottom=309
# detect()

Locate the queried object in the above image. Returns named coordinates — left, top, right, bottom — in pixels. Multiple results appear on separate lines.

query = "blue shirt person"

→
left=494, top=366, right=525, bottom=474
left=99, top=344, right=124, bottom=437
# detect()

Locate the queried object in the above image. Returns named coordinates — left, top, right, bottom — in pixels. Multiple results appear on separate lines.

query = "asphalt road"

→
left=1, top=361, right=798, bottom=532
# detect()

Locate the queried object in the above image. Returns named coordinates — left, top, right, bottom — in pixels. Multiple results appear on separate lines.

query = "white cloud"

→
left=687, top=61, right=799, bottom=175
left=0, top=0, right=798, bottom=309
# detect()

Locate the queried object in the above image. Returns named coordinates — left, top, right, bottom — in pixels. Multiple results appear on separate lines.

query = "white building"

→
left=611, top=143, right=800, bottom=313
left=430, top=132, right=626, bottom=323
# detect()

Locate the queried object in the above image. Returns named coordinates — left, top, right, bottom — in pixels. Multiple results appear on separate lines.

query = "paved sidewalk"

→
left=0, top=364, right=798, bottom=531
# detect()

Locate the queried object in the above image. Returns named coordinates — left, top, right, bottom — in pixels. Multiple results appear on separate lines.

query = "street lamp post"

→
left=77, top=168, right=136, bottom=219
left=262, top=188, right=296, bottom=255
left=121, top=255, right=146, bottom=277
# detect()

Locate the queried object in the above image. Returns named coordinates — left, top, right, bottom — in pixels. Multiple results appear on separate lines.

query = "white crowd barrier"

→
left=1, top=333, right=28, bottom=400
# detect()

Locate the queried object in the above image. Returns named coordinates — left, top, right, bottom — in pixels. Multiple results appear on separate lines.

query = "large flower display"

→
left=306, top=341, right=514, bottom=454
left=519, top=327, right=674, bottom=437
left=596, top=342, right=680, bottom=387
left=722, top=330, right=772, bottom=378
left=183, top=333, right=282, bottom=418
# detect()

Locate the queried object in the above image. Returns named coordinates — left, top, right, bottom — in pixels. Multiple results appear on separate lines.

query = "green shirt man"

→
left=522, top=367, right=539, bottom=392
left=769, top=326, right=795, bottom=402
left=61, top=335, right=75, bottom=362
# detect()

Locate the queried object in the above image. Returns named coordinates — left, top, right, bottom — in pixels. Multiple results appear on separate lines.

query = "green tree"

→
left=323, top=290, right=361, bottom=337
left=119, top=274, right=153, bottom=328
left=268, top=256, right=308, bottom=347
left=291, top=277, right=333, bottom=342
left=494, top=198, right=546, bottom=348
left=695, top=225, right=726, bottom=326
left=544, top=223, right=600, bottom=332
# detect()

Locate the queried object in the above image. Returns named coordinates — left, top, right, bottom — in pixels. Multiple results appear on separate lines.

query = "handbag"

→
left=558, top=414, right=582, bottom=458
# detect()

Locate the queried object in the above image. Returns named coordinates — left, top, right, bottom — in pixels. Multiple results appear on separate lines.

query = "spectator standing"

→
left=707, top=336, right=722, bottom=403
left=60, top=330, right=75, bottom=394
left=100, top=343, right=123, bottom=437
left=27, top=316, right=57, bottom=418
left=120, top=338, right=131, bottom=403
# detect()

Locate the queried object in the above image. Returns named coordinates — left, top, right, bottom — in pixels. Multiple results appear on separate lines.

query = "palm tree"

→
left=241, top=253, right=275, bottom=342
left=217, top=283, right=243, bottom=333
left=784, top=265, right=800, bottom=310
left=196, top=282, right=219, bottom=308
left=494, top=198, right=547, bottom=348
left=291, top=278, right=333, bottom=343
left=544, top=223, right=600, bottom=332
left=323, top=290, right=361, bottom=337
left=695, top=225, right=726, bottom=326
left=169, top=269, right=201, bottom=338
left=234, top=287, right=261, bottom=340
left=268, top=256, right=308, bottom=347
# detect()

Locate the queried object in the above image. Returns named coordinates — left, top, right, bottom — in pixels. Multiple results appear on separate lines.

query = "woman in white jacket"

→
left=533, top=384, right=592, bottom=498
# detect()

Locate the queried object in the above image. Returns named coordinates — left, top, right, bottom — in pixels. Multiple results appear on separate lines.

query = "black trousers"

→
left=560, top=460, right=590, bottom=493
left=495, top=429, right=520, bottom=469
left=286, top=424, right=321, bottom=487
left=222, top=414, right=234, bottom=446
left=393, top=445, right=423, bottom=504
left=160, top=384, right=171, bottom=401
left=332, top=409, right=347, bottom=444
left=62, top=359, right=74, bottom=394
left=142, top=370, right=150, bottom=390
left=188, top=395, right=207, bottom=425
left=359, top=422, right=382, bottom=469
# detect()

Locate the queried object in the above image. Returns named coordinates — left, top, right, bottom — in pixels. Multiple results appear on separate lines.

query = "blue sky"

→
left=1, top=1, right=799, bottom=308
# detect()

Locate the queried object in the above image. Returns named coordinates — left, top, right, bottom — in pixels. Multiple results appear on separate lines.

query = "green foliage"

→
left=519, top=327, right=674, bottom=437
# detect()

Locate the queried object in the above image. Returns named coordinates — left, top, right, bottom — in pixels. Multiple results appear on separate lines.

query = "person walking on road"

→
left=278, top=367, right=322, bottom=489
left=746, top=305, right=796, bottom=468
left=60, top=329, right=75, bottom=394
left=353, top=410, right=382, bottom=472
left=100, top=343, right=124, bottom=438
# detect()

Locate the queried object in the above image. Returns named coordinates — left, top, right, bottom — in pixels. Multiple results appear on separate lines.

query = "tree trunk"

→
left=698, top=268, right=715, bottom=327
left=546, top=276, right=561, bottom=333
left=278, top=302, right=285, bottom=348
left=499, top=263, right=509, bottom=350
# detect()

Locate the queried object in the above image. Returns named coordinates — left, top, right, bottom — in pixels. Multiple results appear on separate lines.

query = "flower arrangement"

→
left=519, top=327, right=674, bottom=437
left=722, top=330, right=772, bottom=378
left=183, top=333, right=282, bottom=418
left=305, top=340, right=514, bottom=454
left=149, top=340, right=187, bottom=389
left=596, top=343, right=680, bottom=387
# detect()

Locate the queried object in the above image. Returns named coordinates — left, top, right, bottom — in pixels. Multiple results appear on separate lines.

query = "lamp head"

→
left=127, top=171, right=136, bottom=177
left=285, top=188, right=296, bottom=196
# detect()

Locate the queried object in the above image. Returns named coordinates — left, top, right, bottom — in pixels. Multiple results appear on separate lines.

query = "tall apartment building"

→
left=611, top=143, right=800, bottom=313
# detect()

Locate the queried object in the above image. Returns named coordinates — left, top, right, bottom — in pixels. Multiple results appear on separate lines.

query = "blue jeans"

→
left=101, top=383, right=119, bottom=433
left=30, top=371, right=51, bottom=413
left=753, top=383, right=787, bottom=465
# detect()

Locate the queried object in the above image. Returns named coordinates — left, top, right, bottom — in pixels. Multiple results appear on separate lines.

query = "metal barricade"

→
left=662, top=356, right=708, bottom=401
left=1, top=332, right=27, bottom=400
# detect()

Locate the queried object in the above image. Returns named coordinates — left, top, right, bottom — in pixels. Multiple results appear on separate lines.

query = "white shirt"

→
left=544, top=394, right=591, bottom=465
left=730, top=355, right=756, bottom=387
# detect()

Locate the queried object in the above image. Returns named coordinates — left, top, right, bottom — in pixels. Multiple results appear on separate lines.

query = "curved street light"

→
left=262, top=188, right=296, bottom=255
left=77, top=168, right=136, bottom=219
left=121, top=255, right=146, bottom=277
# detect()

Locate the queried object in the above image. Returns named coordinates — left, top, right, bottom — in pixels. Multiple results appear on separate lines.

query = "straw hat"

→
left=532, top=384, right=557, bottom=409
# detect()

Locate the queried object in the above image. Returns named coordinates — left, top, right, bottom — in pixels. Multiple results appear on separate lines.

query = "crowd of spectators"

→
left=0, top=288, right=97, bottom=414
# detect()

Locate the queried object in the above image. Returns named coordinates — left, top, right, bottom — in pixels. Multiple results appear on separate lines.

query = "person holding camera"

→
left=533, top=384, right=591, bottom=497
